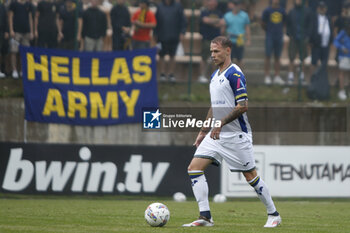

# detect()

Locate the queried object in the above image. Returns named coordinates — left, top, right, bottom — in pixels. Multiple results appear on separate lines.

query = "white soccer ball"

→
left=213, top=194, right=227, bottom=203
left=173, top=192, right=186, bottom=202
left=144, top=202, right=170, bottom=227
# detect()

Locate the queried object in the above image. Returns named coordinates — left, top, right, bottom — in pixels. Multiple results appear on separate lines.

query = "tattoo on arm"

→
left=221, top=100, right=248, bottom=126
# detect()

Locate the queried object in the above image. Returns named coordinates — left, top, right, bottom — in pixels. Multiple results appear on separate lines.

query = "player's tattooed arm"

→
left=221, top=100, right=248, bottom=126
left=210, top=100, right=248, bottom=140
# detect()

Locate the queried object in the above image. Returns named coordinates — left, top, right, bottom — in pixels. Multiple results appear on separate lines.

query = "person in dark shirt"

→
left=198, top=0, right=223, bottom=83
left=57, top=0, right=82, bottom=50
left=80, top=0, right=107, bottom=51
left=8, top=0, right=34, bottom=78
left=110, top=0, right=131, bottom=50
left=35, top=0, right=58, bottom=48
left=0, top=2, right=8, bottom=78
left=155, top=0, right=186, bottom=82
left=286, top=0, right=312, bottom=85
left=262, top=0, right=286, bottom=85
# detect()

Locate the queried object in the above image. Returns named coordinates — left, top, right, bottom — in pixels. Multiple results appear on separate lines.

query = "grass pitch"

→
left=0, top=196, right=349, bottom=233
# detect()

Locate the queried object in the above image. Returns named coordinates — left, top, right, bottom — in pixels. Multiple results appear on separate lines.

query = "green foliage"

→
left=1, top=78, right=349, bottom=104
left=0, top=79, right=23, bottom=98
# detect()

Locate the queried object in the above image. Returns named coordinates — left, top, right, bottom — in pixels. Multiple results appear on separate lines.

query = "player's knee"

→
left=243, top=169, right=257, bottom=182
left=187, top=164, right=198, bottom=171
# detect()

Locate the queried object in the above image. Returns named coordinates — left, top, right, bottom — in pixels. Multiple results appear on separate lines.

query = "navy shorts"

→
left=231, top=43, right=244, bottom=61
left=265, top=35, right=283, bottom=58
left=159, top=40, right=179, bottom=57
left=311, top=46, right=329, bottom=66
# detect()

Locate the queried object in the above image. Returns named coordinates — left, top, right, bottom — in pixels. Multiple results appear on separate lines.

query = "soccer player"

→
left=183, top=36, right=281, bottom=228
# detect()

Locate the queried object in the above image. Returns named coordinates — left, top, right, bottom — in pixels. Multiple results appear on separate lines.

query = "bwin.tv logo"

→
left=143, top=109, right=162, bottom=129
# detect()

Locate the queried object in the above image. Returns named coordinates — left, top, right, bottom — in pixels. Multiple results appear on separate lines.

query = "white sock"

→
left=188, top=170, right=210, bottom=213
left=249, top=176, right=277, bottom=214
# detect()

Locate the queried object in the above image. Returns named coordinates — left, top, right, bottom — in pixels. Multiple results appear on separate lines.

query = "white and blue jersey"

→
left=210, top=63, right=252, bottom=139
left=194, top=63, right=255, bottom=171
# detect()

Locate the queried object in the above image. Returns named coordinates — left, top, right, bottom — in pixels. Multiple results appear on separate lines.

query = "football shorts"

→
left=194, top=133, right=255, bottom=172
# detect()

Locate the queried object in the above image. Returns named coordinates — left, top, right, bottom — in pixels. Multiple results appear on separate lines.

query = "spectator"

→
left=8, top=0, right=34, bottom=79
left=334, top=3, right=350, bottom=34
left=198, top=0, right=223, bottom=83
left=286, top=0, right=312, bottom=85
left=222, top=0, right=250, bottom=68
left=81, top=0, right=107, bottom=51
left=309, top=0, right=344, bottom=23
left=155, top=0, right=186, bottom=82
left=269, top=0, right=287, bottom=9
left=131, top=0, right=157, bottom=49
left=333, top=21, right=350, bottom=100
left=262, top=0, right=286, bottom=85
left=35, top=0, right=58, bottom=49
left=310, top=1, right=333, bottom=73
left=57, top=0, right=83, bottom=50
left=110, top=0, right=131, bottom=50
left=0, top=1, right=8, bottom=78
left=217, top=0, right=229, bottom=14
left=334, top=2, right=350, bottom=63
left=243, top=0, right=257, bottom=22
left=100, top=0, right=113, bottom=51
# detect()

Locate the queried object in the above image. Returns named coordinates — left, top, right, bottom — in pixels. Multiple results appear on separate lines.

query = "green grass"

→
left=0, top=195, right=350, bottom=233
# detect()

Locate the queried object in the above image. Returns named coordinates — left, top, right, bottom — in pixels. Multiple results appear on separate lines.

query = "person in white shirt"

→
left=183, top=36, right=281, bottom=228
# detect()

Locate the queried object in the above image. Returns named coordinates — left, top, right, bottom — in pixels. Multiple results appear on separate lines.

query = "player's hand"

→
left=210, top=125, right=222, bottom=140
left=193, top=131, right=206, bottom=148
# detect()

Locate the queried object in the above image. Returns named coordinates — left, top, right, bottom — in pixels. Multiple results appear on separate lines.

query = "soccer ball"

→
left=213, top=194, right=227, bottom=203
left=144, top=203, right=170, bottom=227
left=173, top=192, right=186, bottom=202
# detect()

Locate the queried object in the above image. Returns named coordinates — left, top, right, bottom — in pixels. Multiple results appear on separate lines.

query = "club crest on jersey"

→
left=219, top=78, right=224, bottom=84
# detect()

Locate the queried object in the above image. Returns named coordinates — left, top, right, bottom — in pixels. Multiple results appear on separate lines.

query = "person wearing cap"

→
left=310, top=1, right=333, bottom=74
left=222, top=0, right=251, bottom=68
left=131, top=0, right=157, bottom=49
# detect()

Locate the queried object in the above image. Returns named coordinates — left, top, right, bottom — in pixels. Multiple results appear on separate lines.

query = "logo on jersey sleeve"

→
left=236, top=77, right=246, bottom=91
